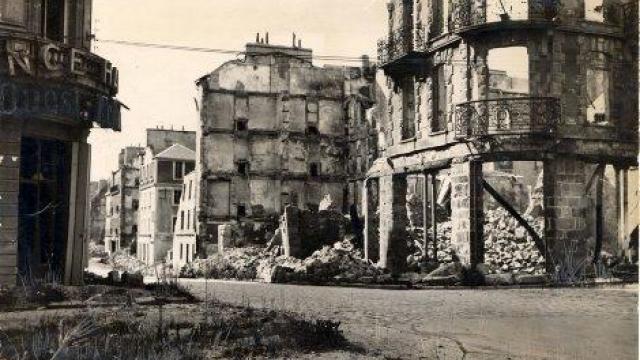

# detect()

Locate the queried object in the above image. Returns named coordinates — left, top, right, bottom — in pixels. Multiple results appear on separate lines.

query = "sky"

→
left=88, top=0, right=388, bottom=180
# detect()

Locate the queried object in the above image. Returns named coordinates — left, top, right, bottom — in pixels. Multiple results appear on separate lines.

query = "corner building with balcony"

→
left=366, top=0, right=638, bottom=273
left=0, top=0, right=121, bottom=285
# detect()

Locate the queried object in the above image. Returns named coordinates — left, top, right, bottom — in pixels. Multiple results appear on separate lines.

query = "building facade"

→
left=195, top=40, right=376, bottom=246
left=88, top=179, right=109, bottom=245
left=103, top=146, right=143, bottom=255
left=0, top=0, right=121, bottom=285
left=366, top=0, right=638, bottom=272
left=171, top=171, right=198, bottom=270
left=137, top=129, right=196, bottom=265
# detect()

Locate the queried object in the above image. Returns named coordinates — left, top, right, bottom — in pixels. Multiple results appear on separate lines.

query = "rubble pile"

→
left=408, top=208, right=546, bottom=274
left=299, top=240, right=384, bottom=282
left=483, top=208, right=546, bottom=274
left=110, top=251, right=152, bottom=276
left=181, top=247, right=266, bottom=280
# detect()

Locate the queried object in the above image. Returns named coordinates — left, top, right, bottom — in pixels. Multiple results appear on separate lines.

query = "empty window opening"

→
left=487, top=47, right=529, bottom=99
left=307, top=125, right=320, bottom=135
left=432, top=65, right=447, bottom=132
left=42, top=0, right=66, bottom=42
left=132, top=225, right=138, bottom=234
left=237, top=204, right=247, bottom=217
left=172, top=216, right=177, bottom=231
left=430, top=0, right=447, bottom=36
left=174, top=161, right=186, bottom=180
left=486, top=0, right=528, bottom=22
left=310, top=162, right=321, bottom=177
left=173, top=189, right=182, bottom=205
left=585, top=0, right=605, bottom=22
left=132, top=199, right=139, bottom=210
left=180, top=244, right=184, bottom=260
left=400, top=76, right=416, bottom=140
left=236, top=119, right=248, bottom=131
left=237, top=161, right=249, bottom=176
left=586, top=54, right=610, bottom=125
left=180, top=211, right=185, bottom=230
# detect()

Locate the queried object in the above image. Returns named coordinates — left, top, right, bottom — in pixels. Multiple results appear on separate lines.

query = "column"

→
left=543, top=157, right=589, bottom=272
left=378, top=174, right=409, bottom=274
left=450, top=159, right=484, bottom=266
left=615, top=167, right=629, bottom=260
left=0, top=119, right=21, bottom=286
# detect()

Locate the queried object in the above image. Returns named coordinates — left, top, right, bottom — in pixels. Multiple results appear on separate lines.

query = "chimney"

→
left=292, top=33, right=296, bottom=48
left=265, top=32, right=269, bottom=44
left=256, top=32, right=260, bottom=43
left=298, top=39, right=302, bottom=48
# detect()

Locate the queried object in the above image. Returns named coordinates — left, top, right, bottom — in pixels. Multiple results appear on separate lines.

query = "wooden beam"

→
left=431, top=173, right=438, bottom=262
left=593, top=165, right=604, bottom=264
left=482, top=179, right=550, bottom=262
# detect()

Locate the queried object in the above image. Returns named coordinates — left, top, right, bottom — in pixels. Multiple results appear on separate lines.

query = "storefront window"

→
left=0, top=0, right=25, bottom=26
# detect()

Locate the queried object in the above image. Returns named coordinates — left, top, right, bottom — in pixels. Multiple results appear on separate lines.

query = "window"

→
left=172, top=216, right=177, bottom=231
left=173, top=189, right=182, bottom=205
left=236, top=119, right=248, bottom=131
left=585, top=0, right=605, bottom=22
left=187, top=210, right=191, bottom=230
left=432, top=65, right=447, bottom=132
left=401, top=77, right=416, bottom=139
left=431, top=0, right=447, bottom=36
left=174, top=161, right=185, bottom=180
left=307, top=125, right=319, bottom=135
left=115, top=205, right=120, bottom=213
left=180, top=244, right=184, bottom=260
left=0, top=0, right=25, bottom=26
left=132, top=225, right=138, bottom=234
left=42, top=0, right=66, bottom=42
left=237, top=204, right=246, bottom=217
left=180, top=211, right=185, bottom=230
left=188, top=180, right=193, bottom=199
left=132, top=199, right=139, bottom=210
left=237, top=161, right=249, bottom=176
left=310, top=162, right=320, bottom=177
left=586, top=54, right=610, bottom=125
left=186, top=244, right=191, bottom=262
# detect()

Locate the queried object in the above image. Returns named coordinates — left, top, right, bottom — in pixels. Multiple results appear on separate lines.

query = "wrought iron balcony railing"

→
left=454, top=96, right=561, bottom=138
left=377, top=25, right=414, bottom=65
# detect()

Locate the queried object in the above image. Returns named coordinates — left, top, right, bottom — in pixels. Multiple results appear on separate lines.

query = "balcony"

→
left=454, top=97, right=561, bottom=139
left=377, top=25, right=428, bottom=75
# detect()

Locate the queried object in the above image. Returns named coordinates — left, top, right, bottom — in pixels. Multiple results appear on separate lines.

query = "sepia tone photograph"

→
left=0, top=0, right=638, bottom=358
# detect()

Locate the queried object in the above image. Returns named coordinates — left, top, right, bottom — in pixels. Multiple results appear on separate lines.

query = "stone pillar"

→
left=378, top=174, right=409, bottom=274
left=280, top=206, right=302, bottom=258
left=615, top=167, right=629, bottom=260
left=450, top=159, right=484, bottom=267
left=217, top=223, right=234, bottom=255
left=364, top=178, right=380, bottom=263
left=543, top=158, right=589, bottom=271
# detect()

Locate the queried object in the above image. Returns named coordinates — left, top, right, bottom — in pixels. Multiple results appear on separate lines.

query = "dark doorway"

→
left=18, top=137, right=71, bottom=281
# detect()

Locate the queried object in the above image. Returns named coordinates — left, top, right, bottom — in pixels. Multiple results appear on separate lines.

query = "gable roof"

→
left=154, top=143, right=195, bottom=161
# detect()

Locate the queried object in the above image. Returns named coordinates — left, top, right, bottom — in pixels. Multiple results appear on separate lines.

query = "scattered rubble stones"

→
left=408, top=208, right=546, bottom=275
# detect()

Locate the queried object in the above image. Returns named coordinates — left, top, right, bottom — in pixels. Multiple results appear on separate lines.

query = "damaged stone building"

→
left=103, top=146, right=144, bottom=255
left=137, top=128, right=196, bottom=265
left=195, top=39, right=376, bottom=248
left=89, top=180, right=109, bottom=246
left=171, top=170, right=198, bottom=270
left=366, top=0, right=639, bottom=273
left=0, top=0, right=121, bottom=285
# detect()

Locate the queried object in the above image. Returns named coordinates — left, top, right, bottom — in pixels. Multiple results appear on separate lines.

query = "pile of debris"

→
left=110, top=251, right=152, bottom=276
left=483, top=208, right=546, bottom=274
left=408, top=208, right=546, bottom=274
left=180, top=247, right=266, bottom=280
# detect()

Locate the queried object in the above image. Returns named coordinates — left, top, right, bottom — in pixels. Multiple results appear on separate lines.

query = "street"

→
left=181, top=280, right=638, bottom=359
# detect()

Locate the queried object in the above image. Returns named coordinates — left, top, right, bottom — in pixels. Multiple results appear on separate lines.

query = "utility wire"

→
left=94, top=38, right=378, bottom=63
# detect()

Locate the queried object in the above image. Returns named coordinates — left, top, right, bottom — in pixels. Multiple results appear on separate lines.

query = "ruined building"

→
left=137, top=129, right=196, bottom=265
left=0, top=0, right=121, bottom=285
left=195, top=39, right=376, bottom=247
left=103, top=147, right=144, bottom=255
left=89, top=180, right=109, bottom=245
left=366, top=0, right=638, bottom=273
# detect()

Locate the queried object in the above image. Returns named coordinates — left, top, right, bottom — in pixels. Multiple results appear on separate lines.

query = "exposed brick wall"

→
left=543, top=157, right=589, bottom=270
left=378, top=174, right=410, bottom=273
left=450, top=160, right=484, bottom=266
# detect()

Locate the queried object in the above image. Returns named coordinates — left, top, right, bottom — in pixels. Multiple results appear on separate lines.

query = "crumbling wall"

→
left=279, top=205, right=347, bottom=259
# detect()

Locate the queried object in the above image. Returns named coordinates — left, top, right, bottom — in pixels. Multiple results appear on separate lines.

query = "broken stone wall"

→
left=279, top=205, right=348, bottom=259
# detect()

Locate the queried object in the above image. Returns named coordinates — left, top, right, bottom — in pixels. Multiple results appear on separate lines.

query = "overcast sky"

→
left=88, top=0, right=388, bottom=180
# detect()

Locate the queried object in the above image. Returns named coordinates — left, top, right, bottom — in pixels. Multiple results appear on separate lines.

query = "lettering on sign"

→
left=4, top=38, right=119, bottom=94
left=0, top=77, right=121, bottom=131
